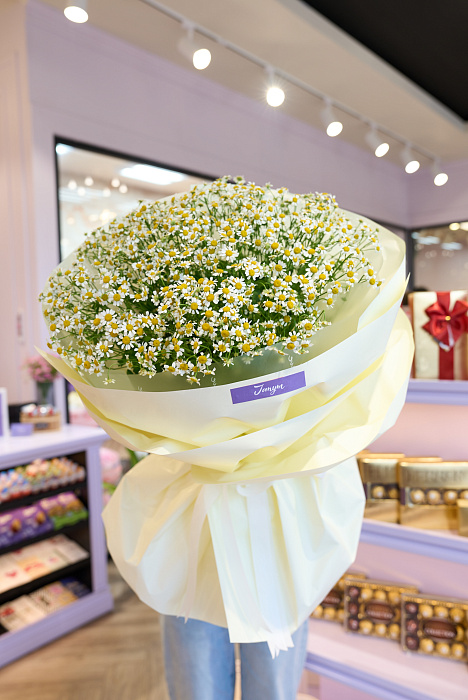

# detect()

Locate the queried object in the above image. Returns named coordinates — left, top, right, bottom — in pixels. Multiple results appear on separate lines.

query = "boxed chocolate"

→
left=357, top=453, right=405, bottom=523
left=402, top=593, right=468, bottom=662
left=399, top=460, right=468, bottom=529
left=457, top=499, right=468, bottom=537
left=344, top=578, right=418, bottom=641
left=312, top=571, right=366, bottom=623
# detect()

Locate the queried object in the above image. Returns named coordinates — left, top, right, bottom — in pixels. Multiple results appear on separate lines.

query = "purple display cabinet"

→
left=0, top=425, right=113, bottom=667
left=306, top=379, right=468, bottom=700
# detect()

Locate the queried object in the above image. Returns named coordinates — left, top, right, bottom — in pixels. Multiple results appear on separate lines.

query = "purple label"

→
left=230, top=370, right=306, bottom=404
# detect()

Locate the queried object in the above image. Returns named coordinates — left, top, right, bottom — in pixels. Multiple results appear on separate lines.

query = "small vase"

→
left=36, top=381, right=53, bottom=406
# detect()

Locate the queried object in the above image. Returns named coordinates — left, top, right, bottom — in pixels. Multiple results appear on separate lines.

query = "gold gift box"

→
left=399, top=461, right=468, bottom=529
left=457, top=499, right=468, bottom=537
left=401, top=592, right=468, bottom=662
left=358, top=453, right=405, bottom=523
left=344, top=578, right=418, bottom=642
left=312, top=571, right=366, bottom=624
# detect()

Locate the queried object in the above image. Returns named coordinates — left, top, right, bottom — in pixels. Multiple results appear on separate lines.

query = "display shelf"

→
left=306, top=621, right=467, bottom=700
left=0, top=426, right=113, bottom=667
left=360, top=519, right=468, bottom=565
left=406, top=379, right=468, bottom=405
left=0, top=425, right=107, bottom=466
left=0, top=558, right=90, bottom=606
left=0, top=480, right=87, bottom=513
left=0, top=589, right=113, bottom=668
left=0, top=520, right=89, bottom=556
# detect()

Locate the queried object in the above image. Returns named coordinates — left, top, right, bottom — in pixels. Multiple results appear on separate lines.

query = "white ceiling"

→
left=38, top=0, right=468, bottom=166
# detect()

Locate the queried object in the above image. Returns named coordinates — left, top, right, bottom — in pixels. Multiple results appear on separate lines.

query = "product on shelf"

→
left=0, top=504, right=53, bottom=548
left=0, top=576, right=91, bottom=631
left=0, top=457, right=85, bottom=504
left=0, top=535, right=89, bottom=594
left=457, top=499, right=468, bottom=537
left=30, top=577, right=90, bottom=614
left=409, top=290, right=468, bottom=380
left=311, top=571, right=367, bottom=623
left=39, top=492, right=88, bottom=530
left=0, top=595, right=46, bottom=631
left=399, top=460, right=468, bottom=529
left=401, top=593, right=468, bottom=662
left=344, top=578, right=418, bottom=642
left=357, top=453, right=405, bottom=523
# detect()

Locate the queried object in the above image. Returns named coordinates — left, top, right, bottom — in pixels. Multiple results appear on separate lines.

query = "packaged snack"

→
left=358, top=453, right=404, bottom=522
left=399, top=460, right=468, bottom=529
left=312, top=571, right=367, bottom=623
left=402, top=592, right=468, bottom=662
left=344, top=578, right=418, bottom=641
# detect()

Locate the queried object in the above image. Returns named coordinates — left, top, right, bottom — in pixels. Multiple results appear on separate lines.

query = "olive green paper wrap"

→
left=39, top=216, right=413, bottom=654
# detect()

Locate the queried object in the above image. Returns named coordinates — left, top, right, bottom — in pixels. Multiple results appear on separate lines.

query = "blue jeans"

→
left=161, top=616, right=308, bottom=700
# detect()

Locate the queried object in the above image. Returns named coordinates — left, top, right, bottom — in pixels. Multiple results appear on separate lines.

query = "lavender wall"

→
left=408, top=160, right=468, bottom=228
left=26, top=0, right=410, bottom=325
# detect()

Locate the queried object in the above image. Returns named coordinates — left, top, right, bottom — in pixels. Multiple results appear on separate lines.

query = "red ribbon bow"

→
left=422, top=291, right=468, bottom=379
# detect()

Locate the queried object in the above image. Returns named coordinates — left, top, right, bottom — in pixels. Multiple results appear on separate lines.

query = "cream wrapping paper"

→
left=39, top=211, right=414, bottom=653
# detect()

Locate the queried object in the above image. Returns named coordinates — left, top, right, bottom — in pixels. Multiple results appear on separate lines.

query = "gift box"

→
left=399, top=460, right=468, bottom=529
left=457, top=499, right=468, bottom=537
left=401, top=592, right=468, bottom=662
left=344, top=578, right=418, bottom=642
left=410, top=291, right=468, bottom=379
left=357, top=453, right=405, bottom=523
left=312, top=571, right=367, bottom=623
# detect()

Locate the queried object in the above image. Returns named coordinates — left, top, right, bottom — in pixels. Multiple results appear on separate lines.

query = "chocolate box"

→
left=399, top=460, right=468, bottom=529
left=357, top=453, right=405, bottom=523
left=344, top=578, right=418, bottom=642
left=457, top=499, right=468, bottom=537
left=401, top=592, right=468, bottom=662
left=312, top=571, right=366, bottom=623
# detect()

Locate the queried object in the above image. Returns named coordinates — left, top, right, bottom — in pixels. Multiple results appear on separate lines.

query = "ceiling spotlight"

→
left=365, top=125, right=389, bottom=157
left=321, top=100, right=343, bottom=137
left=401, top=145, right=420, bottom=174
left=432, top=161, right=448, bottom=187
left=265, top=67, right=285, bottom=107
left=449, top=222, right=460, bottom=231
left=64, top=0, right=88, bottom=23
left=178, top=24, right=211, bottom=70
left=111, top=178, right=120, bottom=188
left=84, top=176, right=94, bottom=186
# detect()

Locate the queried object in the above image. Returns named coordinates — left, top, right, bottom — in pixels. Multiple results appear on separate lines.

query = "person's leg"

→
left=240, top=619, right=309, bottom=700
left=161, top=615, right=236, bottom=700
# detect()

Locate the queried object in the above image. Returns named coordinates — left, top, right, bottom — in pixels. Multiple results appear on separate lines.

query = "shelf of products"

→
left=307, top=436, right=468, bottom=699
left=406, top=379, right=468, bottom=406
left=306, top=619, right=467, bottom=700
left=0, top=425, right=113, bottom=668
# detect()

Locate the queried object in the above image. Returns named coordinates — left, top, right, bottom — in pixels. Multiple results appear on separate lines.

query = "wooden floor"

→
left=0, top=563, right=319, bottom=700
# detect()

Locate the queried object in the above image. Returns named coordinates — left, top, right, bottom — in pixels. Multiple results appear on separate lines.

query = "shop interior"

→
left=1, top=1, right=468, bottom=699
